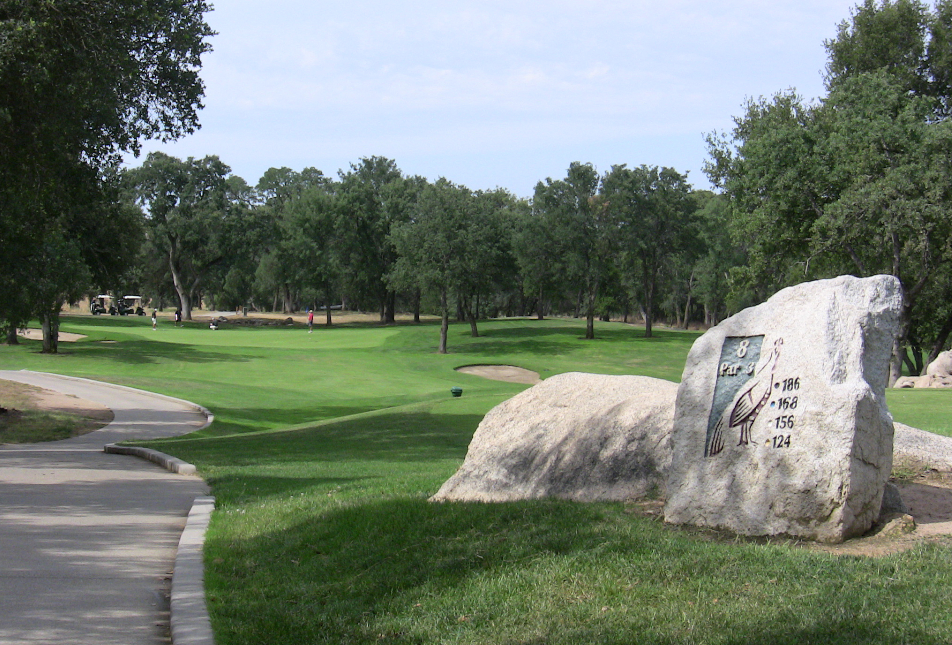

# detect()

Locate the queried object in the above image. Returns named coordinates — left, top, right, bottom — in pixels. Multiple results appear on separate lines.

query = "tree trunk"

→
left=41, top=310, right=59, bottom=354
left=170, top=254, right=193, bottom=321
left=643, top=262, right=656, bottom=339
left=325, top=306, right=332, bottom=326
left=466, top=296, right=479, bottom=338
left=385, top=291, right=396, bottom=324
left=413, top=288, right=421, bottom=323
left=177, top=291, right=192, bottom=321
left=537, top=286, right=545, bottom=320
left=908, top=338, right=924, bottom=376
left=283, top=284, right=294, bottom=314
left=6, top=327, right=18, bottom=345
left=584, top=285, right=597, bottom=340
left=438, top=289, right=449, bottom=354
left=902, top=348, right=920, bottom=377
left=682, top=268, right=696, bottom=330
left=889, top=298, right=913, bottom=386
left=644, top=294, right=654, bottom=338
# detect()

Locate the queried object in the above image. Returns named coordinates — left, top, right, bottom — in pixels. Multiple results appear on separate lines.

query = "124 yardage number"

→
left=772, top=434, right=791, bottom=449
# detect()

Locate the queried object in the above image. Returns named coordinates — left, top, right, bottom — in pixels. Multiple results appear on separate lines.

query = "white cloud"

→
left=131, top=0, right=862, bottom=194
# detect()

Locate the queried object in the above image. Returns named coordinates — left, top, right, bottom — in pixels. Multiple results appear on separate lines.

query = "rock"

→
left=880, top=481, right=909, bottom=517
left=892, top=351, right=952, bottom=388
left=431, top=372, right=678, bottom=503
left=876, top=513, right=916, bottom=537
left=892, top=373, right=952, bottom=389
left=664, top=275, right=903, bottom=543
left=926, top=350, right=952, bottom=377
left=893, top=376, right=920, bottom=388
left=894, top=422, right=952, bottom=471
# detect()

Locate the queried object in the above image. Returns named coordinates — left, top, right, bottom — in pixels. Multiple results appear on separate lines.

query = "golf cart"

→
left=90, top=295, right=111, bottom=315
left=90, top=295, right=146, bottom=315
left=118, top=296, right=145, bottom=316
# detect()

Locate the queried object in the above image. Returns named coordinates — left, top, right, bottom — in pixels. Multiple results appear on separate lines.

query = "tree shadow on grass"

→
left=145, top=409, right=483, bottom=470
left=478, top=324, right=697, bottom=344
left=68, top=340, right=249, bottom=365
left=207, top=497, right=952, bottom=645
left=207, top=474, right=376, bottom=506
left=457, top=326, right=697, bottom=359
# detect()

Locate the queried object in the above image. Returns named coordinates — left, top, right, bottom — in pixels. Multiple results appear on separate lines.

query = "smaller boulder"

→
left=876, top=513, right=916, bottom=537
left=896, top=351, right=952, bottom=388
left=880, top=482, right=909, bottom=517
left=431, top=373, right=678, bottom=503
left=926, top=350, right=952, bottom=378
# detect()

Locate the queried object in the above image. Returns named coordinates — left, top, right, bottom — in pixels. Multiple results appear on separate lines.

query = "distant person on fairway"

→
left=308, top=308, right=314, bottom=333
left=151, top=310, right=157, bottom=331
left=174, top=310, right=181, bottom=327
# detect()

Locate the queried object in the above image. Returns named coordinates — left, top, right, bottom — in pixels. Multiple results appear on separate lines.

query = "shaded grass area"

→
left=206, top=501, right=952, bottom=645
left=0, top=409, right=102, bottom=443
left=150, top=398, right=952, bottom=645
left=4, top=315, right=952, bottom=643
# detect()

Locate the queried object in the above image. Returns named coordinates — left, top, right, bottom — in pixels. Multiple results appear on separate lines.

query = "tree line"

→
left=7, top=0, right=952, bottom=377
left=119, top=153, right=746, bottom=354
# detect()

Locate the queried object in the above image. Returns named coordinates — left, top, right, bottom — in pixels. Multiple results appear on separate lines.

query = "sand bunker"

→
left=455, top=365, right=541, bottom=384
left=18, top=329, right=86, bottom=342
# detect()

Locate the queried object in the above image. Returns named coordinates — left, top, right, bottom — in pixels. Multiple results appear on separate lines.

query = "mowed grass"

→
left=2, top=315, right=952, bottom=644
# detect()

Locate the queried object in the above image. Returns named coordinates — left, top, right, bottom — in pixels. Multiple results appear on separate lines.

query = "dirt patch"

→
left=0, top=379, right=113, bottom=442
left=803, top=473, right=952, bottom=557
left=27, top=385, right=113, bottom=423
left=455, top=365, right=542, bottom=384
left=622, top=471, right=952, bottom=558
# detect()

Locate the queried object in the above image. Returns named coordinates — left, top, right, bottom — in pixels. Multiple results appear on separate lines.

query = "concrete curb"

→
left=172, top=496, right=216, bottom=645
left=103, top=444, right=199, bottom=475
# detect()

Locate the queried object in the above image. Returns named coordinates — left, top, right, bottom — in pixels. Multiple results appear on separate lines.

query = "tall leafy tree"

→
left=826, top=0, right=952, bottom=114
left=125, top=152, right=251, bottom=320
left=707, top=0, right=952, bottom=382
left=511, top=205, right=563, bottom=320
left=533, top=162, right=615, bottom=339
left=283, top=184, right=341, bottom=324
left=390, top=179, right=470, bottom=353
left=456, top=189, right=518, bottom=336
left=603, top=164, right=696, bottom=338
left=0, top=0, right=213, bottom=350
left=336, top=157, right=408, bottom=322
left=254, top=166, right=328, bottom=312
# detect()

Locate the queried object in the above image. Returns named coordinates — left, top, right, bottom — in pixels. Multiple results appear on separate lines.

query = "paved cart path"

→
left=0, top=371, right=210, bottom=645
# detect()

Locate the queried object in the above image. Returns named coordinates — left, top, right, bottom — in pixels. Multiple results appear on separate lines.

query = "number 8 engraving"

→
left=736, top=338, right=750, bottom=358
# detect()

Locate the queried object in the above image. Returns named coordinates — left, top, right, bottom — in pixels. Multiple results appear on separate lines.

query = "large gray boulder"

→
left=431, top=372, right=678, bottom=503
left=664, top=275, right=903, bottom=543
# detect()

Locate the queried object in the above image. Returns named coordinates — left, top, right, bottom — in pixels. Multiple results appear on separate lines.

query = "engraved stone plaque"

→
left=664, top=275, right=903, bottom=543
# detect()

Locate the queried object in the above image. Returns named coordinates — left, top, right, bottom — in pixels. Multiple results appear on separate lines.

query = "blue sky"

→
left=129, top=1, right=862, bottom=197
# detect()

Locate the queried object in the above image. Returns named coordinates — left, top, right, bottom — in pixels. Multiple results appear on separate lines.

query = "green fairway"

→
left=2, top=315, right=952, bottom=644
